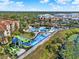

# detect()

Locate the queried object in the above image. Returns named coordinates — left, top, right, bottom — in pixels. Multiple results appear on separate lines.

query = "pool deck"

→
left=16, top=49, right=26, bottom=56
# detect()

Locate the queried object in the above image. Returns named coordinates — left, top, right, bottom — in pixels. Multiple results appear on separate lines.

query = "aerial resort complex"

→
left=0, top=12, right=79, bottom=59
left=0, top=0, right=79, bottom=59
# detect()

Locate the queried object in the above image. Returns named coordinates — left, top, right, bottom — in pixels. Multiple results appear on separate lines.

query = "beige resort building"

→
left=0, top=20, right=19, bottom=44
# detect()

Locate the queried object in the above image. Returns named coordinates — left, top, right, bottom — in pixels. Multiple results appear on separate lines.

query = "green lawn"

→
left=68, top=34, right=78, bottom=41
left=21, top=32, right=35, bottom=39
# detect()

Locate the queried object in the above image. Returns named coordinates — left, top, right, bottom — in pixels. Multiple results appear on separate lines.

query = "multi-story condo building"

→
left=0, top=20, right=19, bottom=44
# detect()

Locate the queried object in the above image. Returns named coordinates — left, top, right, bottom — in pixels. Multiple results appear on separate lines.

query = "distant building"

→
left=33, top=14, right=62, bottom=27
left=0, top=20, right=19, bottom=44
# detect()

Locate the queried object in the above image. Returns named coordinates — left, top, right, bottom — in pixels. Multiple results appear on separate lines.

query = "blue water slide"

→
left=12, top=37, right=19, bottom=43
left=22, top=42, right=30, bottom=46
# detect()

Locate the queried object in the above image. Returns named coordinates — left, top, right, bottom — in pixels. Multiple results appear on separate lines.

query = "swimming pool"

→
left=29, top=27, right=47, bottom=32
left=29, top=27, right=58, bottom=33
left=29, top=33, right=51, bottom=46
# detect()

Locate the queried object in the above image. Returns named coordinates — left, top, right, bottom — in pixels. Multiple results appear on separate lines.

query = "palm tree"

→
left=24, top=16, right=29, bottom=24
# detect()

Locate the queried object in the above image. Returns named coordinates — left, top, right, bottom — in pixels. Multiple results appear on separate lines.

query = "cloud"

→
left=47, top=0, right=79, bottom=11
left=0, top=0, right=26, bottom=11
left=40, top=0, right=49, bottom=3
left=56, top=0, right=67, bottom=4
left=0, top=0, right=49, bottom=11
left=49, top=3, right=79, bottom=11
left=72, top=0, right=79, bottom=4
left=55, top=0, right=79, bottom=5
left=49, top=3, right=63, bottom=11
left=0, top=0, right=79, bottom=11
left=55, top=0, right=72, bottom=4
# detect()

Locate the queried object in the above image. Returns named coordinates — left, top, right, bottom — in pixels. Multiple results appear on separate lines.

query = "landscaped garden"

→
left=12, top=30, right=35, bottom=39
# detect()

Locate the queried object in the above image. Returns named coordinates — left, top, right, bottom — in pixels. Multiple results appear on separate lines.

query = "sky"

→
left=0, top=0, right=79, bottom=11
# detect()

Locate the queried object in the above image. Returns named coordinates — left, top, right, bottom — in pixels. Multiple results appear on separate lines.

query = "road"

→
left=17, top=30, right=59, bottom=59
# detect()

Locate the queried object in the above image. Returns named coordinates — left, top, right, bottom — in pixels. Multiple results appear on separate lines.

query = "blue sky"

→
left=0, top=0, right=79, bottom=11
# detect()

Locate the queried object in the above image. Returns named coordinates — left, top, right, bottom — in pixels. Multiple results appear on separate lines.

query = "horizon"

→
left=0, top=11, right=79, bottom=13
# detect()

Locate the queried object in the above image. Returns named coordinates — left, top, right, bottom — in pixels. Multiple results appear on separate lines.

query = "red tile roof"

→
left=0, top=24, right=5, bottom=31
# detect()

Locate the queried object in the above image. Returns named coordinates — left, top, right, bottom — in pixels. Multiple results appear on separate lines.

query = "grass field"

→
left=68, top=34, right=78, bottom=41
